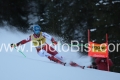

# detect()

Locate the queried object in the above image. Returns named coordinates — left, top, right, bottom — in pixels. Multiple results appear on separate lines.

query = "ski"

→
left=53, top=61, right=84, bottom=69
left=69, top=61, right=85, bottom=69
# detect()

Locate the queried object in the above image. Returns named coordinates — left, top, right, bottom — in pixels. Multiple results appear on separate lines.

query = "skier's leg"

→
left=38, top=49, right=52, bottom=57
left=38, top=49, right=63, bottom=63
left=41, top=44, right=66, bottom=65
left=43, top=44, right=64, bottom=61
left=43, top=44, right=58, bottom=56
left=38, top=49, right=59, bottom=62
left=54, top=54, right=64, bottom=62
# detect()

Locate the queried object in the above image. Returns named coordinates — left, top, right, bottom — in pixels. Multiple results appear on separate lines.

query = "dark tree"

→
left=0, top=0, right=29, bottom=31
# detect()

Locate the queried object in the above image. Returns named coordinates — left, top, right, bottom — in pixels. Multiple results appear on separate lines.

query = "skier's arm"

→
left=42, top=32, right=57, bottom=45
left=16, top=36, right=31, bottom=46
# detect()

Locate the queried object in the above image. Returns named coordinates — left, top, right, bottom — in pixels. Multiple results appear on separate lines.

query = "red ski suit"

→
left=16, top=32, right=58, bottom=56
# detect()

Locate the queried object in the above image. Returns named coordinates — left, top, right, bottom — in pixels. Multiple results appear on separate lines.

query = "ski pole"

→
left=14, top=46, right=26, bottom=57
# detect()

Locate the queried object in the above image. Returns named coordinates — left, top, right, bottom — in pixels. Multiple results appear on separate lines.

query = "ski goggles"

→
left=34, top=30, right=40, bottom=34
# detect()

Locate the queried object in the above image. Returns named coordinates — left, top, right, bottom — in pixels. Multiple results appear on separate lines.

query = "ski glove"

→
left=51, top=38, right=57, bottom=46
left=52, top=41, right=57, bottom=46
left=11, top=42, right=21, bottom=48
left=11, top=43, right=17, bottom=48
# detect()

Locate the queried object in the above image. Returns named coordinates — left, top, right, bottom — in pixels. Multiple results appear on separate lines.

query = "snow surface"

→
left=0, top=27, right=120, bottom=80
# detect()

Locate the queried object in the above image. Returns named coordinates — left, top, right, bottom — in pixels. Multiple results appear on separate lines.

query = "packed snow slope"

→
left=0, top=27, right=120, bottom=80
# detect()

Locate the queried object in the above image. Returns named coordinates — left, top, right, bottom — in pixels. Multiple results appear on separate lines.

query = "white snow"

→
left=90, top=28, right=96, bottom=32
left=99, top=0, right=103, bottom=3
left=112, top=1, right=120, bottom=4
left=0, top=27, right=120, bottom=80
left=28, top=14, right=39, bottom=24
left=96, top=3, right=100, bottom=6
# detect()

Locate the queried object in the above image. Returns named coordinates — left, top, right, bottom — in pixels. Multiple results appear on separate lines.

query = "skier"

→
left=11, top=25, right=66, bottom=65
left=11, top=25, right=85, bottom=69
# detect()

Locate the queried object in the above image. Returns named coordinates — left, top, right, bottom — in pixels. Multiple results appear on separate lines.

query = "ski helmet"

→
left=33, top=25, right=41, bottom=34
